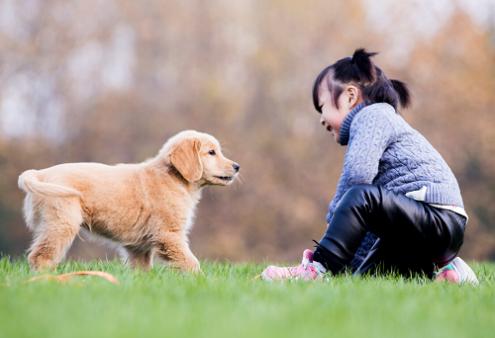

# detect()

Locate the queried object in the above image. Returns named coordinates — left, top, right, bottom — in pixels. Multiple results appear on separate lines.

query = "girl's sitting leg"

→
left=312, top=184, right=465, bottom=277
left=261, top=184, right=477, bottom=283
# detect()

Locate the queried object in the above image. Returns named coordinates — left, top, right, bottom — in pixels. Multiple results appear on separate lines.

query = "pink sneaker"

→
left=434, top=257, right=479, bottom=286
left=261, top=249, right=326, bottom=281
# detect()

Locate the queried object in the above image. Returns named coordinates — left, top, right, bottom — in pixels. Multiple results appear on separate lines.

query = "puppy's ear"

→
left=170, top=139, right=203, bottom=182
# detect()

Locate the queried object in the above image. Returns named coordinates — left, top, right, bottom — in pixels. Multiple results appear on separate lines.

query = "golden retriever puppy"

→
left=18, top=130, right=239, bottom=272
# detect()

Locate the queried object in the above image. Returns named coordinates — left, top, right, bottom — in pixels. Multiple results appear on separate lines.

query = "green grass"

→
left=0, top=258, right=494, bottom=338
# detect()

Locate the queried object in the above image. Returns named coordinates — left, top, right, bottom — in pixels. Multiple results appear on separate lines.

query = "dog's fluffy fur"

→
left=18, top=130, right=239, bottom=272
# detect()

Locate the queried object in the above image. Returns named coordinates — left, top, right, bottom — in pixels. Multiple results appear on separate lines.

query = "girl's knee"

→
left=341, top=184, right=380, bottom=206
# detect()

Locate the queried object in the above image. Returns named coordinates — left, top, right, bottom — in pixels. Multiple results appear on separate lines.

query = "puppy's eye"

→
left=208, top=150, right=216, bottom=156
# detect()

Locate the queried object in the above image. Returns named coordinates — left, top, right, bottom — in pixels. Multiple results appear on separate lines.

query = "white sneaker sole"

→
left=451, top=257, right=479, bottom=286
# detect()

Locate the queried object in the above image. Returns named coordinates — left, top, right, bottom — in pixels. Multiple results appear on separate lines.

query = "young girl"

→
left=261, top=49, right=478, bottom=284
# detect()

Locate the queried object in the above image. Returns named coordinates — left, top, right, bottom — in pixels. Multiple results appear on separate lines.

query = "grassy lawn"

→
left=0, top=258, right=494, bottom=338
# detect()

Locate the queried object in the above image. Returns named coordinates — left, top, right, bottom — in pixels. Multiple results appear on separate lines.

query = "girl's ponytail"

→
left=313, top=48, right=413, bottom=112
left=390, top=79, right=411, bottom=108
left=351, top=48, right=377, bottom=82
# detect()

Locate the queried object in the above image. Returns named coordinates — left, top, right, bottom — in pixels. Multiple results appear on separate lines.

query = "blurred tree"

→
left=0, top=0, right=494, bottom=262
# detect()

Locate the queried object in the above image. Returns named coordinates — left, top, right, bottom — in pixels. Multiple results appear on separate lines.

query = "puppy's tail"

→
left=18, top=170, right=82, bottom=197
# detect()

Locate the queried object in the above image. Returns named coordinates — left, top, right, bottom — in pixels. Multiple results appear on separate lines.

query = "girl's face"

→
left=318, top=84, right=362, bottom=143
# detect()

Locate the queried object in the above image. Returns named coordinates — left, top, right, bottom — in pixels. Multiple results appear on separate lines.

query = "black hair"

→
left=312, top=48, right=411, bottom=113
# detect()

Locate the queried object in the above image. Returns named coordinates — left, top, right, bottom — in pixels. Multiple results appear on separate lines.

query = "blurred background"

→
left=0, top=0, right=494, bottom=263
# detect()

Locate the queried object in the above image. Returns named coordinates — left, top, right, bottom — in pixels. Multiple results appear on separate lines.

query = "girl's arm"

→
left=326, top=106, right=395, bottom=224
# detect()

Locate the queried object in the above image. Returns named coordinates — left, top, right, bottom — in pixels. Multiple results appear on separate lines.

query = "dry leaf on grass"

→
left=27, top=271, right=119, bottom=285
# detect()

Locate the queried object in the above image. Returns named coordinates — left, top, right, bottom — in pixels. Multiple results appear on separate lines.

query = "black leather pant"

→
left=313, top=184, right=466, bottom=278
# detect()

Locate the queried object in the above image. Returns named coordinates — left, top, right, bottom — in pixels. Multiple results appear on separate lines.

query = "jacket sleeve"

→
left=326, top=108, right=394, bottom=224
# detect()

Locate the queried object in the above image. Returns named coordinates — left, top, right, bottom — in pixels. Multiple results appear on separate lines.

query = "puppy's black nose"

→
left=232, top=163, right=240, bottom=172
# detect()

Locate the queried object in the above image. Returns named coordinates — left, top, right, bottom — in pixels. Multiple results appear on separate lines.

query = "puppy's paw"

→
left=28, top=255, right=57, bottom=272
left=175, top=256, right=201, bottom=274
left=184, top=258, right=201, bottom=274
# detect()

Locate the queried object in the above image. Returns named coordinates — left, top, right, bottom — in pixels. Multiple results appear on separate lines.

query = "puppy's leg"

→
left=155, top=233, right=200, bottom=273
left=28, top=198, right=83, bottom=271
